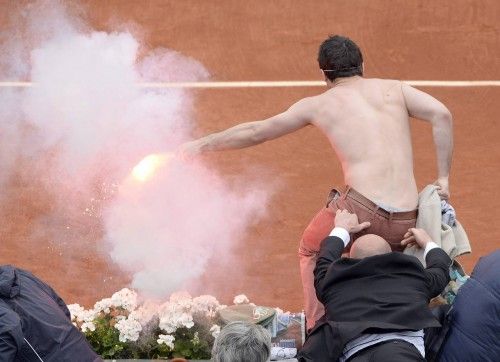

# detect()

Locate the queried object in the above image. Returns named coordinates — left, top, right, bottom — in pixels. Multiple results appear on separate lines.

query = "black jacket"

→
left=0, top=265, right=102, bottom=362
left=298, top=236, right=451, bottom=362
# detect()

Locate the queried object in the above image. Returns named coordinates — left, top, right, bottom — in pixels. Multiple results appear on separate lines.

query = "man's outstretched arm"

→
left=402, top=83, right=453, bottom=199
left=180, top=98, right=313, bottom=156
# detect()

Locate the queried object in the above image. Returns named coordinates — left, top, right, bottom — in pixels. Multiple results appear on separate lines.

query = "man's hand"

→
left=434, top=177, right=450, bottom=200
left=177, top=140, right=203, bottom=161
left=401, top=228, right=433, bottom=249
left=334, top=209, right=371, bottom=233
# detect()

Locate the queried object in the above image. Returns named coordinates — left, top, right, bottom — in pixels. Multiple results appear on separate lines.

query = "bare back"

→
left=310, top=77, right=418, bottom=210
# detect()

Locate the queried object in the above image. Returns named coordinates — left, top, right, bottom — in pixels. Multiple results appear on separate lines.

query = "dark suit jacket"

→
left=298, top=236, right=451, bottom=362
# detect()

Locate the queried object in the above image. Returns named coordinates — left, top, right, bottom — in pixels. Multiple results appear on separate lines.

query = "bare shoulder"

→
left=288, top=95, right=321, bottom=116
left=365, top=77, right=404, bottom=90
left=292, top=95, right=321, bottom=108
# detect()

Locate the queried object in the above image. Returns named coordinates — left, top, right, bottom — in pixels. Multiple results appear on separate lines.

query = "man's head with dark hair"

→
left=318, top=35, right=363, bottom=82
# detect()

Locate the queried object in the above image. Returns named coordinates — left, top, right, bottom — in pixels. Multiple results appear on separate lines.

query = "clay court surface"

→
left=1, top=0, right=499, bottom=312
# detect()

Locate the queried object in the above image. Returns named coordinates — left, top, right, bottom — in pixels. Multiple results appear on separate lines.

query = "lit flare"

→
left=131, top=153, right=172, bottom=182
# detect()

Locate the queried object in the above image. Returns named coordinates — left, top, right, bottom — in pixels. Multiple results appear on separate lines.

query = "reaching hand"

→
left=400, top=228, right=432, bottom=249
left=434, top=177, right=450, bottom=200
left=334, top=209, right=371, bottom=234
left=177, top=140, right=202, bottom=161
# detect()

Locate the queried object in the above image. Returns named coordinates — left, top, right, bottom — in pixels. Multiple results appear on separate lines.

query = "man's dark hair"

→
left=318, top=35, right=363, bottom=82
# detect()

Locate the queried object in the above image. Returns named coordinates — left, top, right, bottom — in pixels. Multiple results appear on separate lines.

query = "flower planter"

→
left=71, top=289, right=303, bottom=361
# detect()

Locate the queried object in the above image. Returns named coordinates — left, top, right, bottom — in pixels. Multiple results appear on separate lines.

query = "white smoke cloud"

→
left=105, top=159, right=268, bottom=296
left=0, top=1, right=270, bottom=298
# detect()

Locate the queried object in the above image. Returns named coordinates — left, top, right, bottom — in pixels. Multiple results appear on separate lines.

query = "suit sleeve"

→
left=424, top=248, right=452, bottom=298
left=314, top=236, right=345, bottom=303
left=0, top=302, right=24, bottom=362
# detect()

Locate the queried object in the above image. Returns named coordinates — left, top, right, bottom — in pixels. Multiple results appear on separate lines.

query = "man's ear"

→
left=320, top=69, right=331, bottom=85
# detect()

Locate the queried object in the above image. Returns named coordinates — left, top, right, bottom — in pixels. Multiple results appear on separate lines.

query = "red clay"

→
left=0, top=1, right=499, bottom=312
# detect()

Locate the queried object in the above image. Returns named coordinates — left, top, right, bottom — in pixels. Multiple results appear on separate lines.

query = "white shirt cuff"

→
left=329, top=227, right=350, bottom=247
left=424, top=241, right=439, bottom=258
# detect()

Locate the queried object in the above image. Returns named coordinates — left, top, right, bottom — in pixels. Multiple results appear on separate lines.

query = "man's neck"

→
left=326, top=75, right=362, bottom=88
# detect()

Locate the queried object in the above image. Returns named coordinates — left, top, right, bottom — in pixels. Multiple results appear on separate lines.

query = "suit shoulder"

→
left=379, top=252, right=425, bottom=270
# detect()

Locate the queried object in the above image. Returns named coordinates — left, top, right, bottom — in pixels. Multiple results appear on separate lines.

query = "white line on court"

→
left=0, top=80, right=499, bottom=88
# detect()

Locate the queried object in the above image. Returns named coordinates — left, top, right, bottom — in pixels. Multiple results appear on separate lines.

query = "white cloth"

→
left=404, top=185, right=471, bottom=265
left=424, top=241, right=439, bottom=257
left=340, top=330, right=425, bottom=361
left=329, top=227, right=351, bottom=246
left=441, top=200, right=456, bottom=226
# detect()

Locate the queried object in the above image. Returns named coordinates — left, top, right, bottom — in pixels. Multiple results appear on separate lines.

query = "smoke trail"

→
left=0, top=1, right=270, bottom=298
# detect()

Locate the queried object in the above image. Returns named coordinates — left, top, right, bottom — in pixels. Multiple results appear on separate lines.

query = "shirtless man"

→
left=179, top=35, right=453, bottom=329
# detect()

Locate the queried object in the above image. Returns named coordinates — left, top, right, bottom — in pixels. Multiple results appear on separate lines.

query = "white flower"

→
left=129, top=301, right=159, bottom=326
left=67, top=303, right=85, bottom=322
left=81, top=321, right=96, bottom=333
left=80, top=309, right=98, bottom=323
left=111, top=288, right=138, bottom=312
left=192, top=295, right=223, bottom=317
left=66, top=304, right=97, bottom=327
left=179, top=312, right=194, bottom=329
left=158, top=293, right=197, bottom=334
left=210, top=324, right=221, bottom=338
left=158, top=301, right=194, bottom=334
left=233, top=294, right=250, bottom=305
left=93, top=298, right=114, bottom=314
left=169, top=291, right=193, bottom=310
left=157, top=334, right=175, bottom=349
left=115, top=316, right=142, bottom=342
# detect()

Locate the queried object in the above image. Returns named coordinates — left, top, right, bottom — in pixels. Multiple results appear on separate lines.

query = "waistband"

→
left=342, top=186, right=418, bottom=220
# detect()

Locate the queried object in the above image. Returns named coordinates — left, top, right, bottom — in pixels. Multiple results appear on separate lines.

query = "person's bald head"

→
left=350, top=234, right=392, bottom=259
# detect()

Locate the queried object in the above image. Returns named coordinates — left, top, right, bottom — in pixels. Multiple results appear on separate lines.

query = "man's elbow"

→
left=432, top=108, right=453, bottom=128
left=246, top=123, right=269, bottom=145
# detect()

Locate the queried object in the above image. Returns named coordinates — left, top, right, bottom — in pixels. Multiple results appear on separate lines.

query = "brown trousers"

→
left=299, top=186, right=418, bottom=330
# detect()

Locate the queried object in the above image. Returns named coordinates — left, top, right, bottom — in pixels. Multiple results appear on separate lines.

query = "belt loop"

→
left=389, top=211, right=393, bottom=223
left=342, top=185, right=350, bottom=200
left=371, top=205, right=379, bottom=221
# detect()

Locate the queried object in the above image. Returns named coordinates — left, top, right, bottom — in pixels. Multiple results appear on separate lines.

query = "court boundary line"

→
left=0, top=80, right=499, bottom=88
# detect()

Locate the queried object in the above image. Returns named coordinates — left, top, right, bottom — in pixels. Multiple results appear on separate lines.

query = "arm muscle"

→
left=197, top=98, right=313, bottom=152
